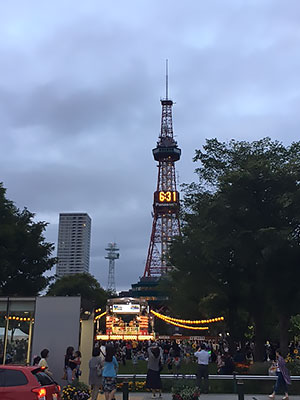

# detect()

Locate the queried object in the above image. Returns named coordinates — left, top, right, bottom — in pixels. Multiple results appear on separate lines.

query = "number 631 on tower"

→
left=155, top=191, right=179, bottom=203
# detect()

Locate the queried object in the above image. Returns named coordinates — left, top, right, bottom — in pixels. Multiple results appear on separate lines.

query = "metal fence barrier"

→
left=118, top=374, right=300, bottom=400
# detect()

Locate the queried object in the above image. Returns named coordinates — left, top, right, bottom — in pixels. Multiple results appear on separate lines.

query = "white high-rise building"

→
left=56, top=213, right=91, bottom=277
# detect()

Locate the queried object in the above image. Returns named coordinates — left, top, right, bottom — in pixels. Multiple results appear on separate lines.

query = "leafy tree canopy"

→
left=169, top=138, right=300, bottom=358
left=47, top=273, right=108, bottom=312
left=0, top=183, right=56, bottom=295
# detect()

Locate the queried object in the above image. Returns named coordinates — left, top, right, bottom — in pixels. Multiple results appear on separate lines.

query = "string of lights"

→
left=4, top=316, right=34, bottom=322
left=94, top=311, right=107, bottom=321
left=151, top=310, right=224, bottom=324
left=151, top=311, right=209, bottom=330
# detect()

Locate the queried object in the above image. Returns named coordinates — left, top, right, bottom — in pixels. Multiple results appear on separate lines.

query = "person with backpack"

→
left=89, top=348, right=103, bottom=400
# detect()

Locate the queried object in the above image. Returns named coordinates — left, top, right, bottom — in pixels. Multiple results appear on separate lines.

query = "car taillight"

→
left=32, top=387, right=47, bottom=399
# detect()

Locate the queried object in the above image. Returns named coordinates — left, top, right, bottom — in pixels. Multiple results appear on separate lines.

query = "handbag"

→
left=268, top=365, right=277, bottom=376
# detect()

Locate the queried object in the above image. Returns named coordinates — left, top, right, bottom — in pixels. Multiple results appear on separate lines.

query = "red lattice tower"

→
left=143, top=64, right=181, bottom=277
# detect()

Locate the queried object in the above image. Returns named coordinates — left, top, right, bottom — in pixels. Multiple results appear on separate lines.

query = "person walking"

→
left=269, top=350, right=291, bottom=400
left=102, top=345, right=118, bottom=400
left=38, top=348, right=52, bottom=376
left=146, top=344, right=163, bottom=398
left=89, top=347, right=104, bottom=400
left=64, top=346, right=75, bottom=384
left=194, top=343, right=210, bottom=394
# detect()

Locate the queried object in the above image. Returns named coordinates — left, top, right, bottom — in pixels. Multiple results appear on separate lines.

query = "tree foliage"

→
left=47, top=273, right=108, bottom=312
left=0, top=183, right=56, bottom=295
left=168, top=138, right=300, bottom=358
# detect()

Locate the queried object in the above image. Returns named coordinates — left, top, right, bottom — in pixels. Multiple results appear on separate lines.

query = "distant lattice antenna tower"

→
left=105, top=242, right=119, bottom=292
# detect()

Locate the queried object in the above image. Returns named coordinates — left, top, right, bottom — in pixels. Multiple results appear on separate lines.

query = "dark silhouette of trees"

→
left=47, top=273, right=108, bottom=312
left=168, top=138, right=300, bottom=359
left=0, top=183, right=56, bottom=295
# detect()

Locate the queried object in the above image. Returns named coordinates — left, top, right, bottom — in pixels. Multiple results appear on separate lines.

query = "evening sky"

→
left=1, top=1, right=300, bottom=290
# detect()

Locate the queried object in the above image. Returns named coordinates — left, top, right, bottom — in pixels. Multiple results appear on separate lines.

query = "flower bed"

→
left=286, top=352, right=300, bottom=375
left=61, top=382, right=91, bottom=400
left=117, top=380, right=147, bottom=392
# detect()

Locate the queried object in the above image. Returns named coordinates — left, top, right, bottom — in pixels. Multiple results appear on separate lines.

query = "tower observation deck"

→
left=143, top=62, right=181, bottom=277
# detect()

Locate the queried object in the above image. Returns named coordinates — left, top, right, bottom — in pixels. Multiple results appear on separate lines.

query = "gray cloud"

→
left=1, top=0, right=300, bottom=290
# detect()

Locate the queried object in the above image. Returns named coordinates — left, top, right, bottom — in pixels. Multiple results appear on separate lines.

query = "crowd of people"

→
left=0, top=337, right=29, bottom=364
left=94, top=337, right=247, bottom=374
left=32, top=338, right=292, bottom=399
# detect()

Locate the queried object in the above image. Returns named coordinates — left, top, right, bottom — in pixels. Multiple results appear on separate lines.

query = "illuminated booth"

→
left=0, top=297, right=35, bottom=366
left=0, top=296, right=82, bottom=386
left=96, top=297, right=155, bottom=341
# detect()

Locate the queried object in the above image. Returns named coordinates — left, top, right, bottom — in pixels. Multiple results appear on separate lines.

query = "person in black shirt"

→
left=64, top=346, right=75, bottom=384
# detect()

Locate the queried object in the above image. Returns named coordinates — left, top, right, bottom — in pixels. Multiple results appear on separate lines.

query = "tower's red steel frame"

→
left=143, top=86, right=181, bottom=277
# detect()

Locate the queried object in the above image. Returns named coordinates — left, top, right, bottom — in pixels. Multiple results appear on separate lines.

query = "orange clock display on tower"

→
left=158, top=191, right=178, bottom=203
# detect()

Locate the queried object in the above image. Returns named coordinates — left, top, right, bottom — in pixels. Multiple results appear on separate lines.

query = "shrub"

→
left=61, top=382, right=91, bottom=400
left=286, top=354, right=300, bottom=375
left=117, top=380, right=146, bottom=392
left=172, top=385, right=200, bottom=400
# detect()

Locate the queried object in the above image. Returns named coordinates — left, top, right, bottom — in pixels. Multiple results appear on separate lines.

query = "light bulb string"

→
left=151, top=310, right=224, bottom=324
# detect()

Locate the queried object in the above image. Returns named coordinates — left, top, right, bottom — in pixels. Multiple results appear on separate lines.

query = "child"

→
left=72, top=350, right=82, bottom=380
left=33, top=355, right=41, bottom=366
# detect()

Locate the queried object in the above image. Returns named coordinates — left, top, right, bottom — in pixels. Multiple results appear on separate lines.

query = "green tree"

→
left=169, top=138, right=300, bottom=359
left=290, top=315, right=300, bottom=341
left=47, top=273, right=108, bottom=312
left=0, top=183, right=56, bottom=295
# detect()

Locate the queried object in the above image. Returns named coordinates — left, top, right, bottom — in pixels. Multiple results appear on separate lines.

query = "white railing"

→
left=117, top=373, right=300, bottom=380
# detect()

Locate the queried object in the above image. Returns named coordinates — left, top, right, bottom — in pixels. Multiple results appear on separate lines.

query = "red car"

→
left=0, top=365, right=61, bottom=400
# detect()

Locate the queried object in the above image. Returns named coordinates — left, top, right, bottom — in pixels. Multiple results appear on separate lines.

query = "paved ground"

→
left=112, top=393, right=297, bottom=400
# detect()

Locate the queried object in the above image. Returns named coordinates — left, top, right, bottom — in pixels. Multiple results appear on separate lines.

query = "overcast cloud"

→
left=1, top=0, right=300, bottom=291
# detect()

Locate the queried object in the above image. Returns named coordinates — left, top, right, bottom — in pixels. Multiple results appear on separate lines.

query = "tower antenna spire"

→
left=166, top=59, right=169, bottom=100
